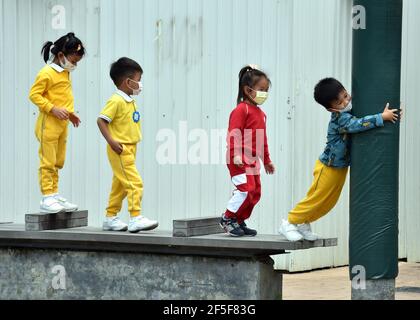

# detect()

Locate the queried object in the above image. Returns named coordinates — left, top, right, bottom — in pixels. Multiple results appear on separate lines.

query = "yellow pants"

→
left=288, top=159, right=348, bottom=225
left=35, top=113, right=68, bottom=196
left=106, top=144, right=143, bottom=218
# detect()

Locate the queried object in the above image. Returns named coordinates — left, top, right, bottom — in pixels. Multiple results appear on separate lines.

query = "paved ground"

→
left=283, top=262, right=420, bottom=300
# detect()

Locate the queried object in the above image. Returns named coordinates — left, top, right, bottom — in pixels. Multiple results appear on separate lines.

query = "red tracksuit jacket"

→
left=226, top=102, right=271, bottom=175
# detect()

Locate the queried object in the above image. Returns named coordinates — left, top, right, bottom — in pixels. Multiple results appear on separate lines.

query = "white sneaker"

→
left=54, top=194, right=78, bottom=212
left=40, top=196, right=65, bottom=214
left=297, top=223, right=319, bottom=241
left=103, top=216, right=128, bottom=232
left=128, top=216, right=159, bottom=233
left=279, top=219, right=304, bottom=242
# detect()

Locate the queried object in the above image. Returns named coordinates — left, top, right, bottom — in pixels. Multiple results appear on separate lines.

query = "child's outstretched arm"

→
left=336, top=103, right=399, bottom=134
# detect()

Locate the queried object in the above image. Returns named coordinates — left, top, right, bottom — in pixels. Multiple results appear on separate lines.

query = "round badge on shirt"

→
left=132, top=111, right=141, bottom=123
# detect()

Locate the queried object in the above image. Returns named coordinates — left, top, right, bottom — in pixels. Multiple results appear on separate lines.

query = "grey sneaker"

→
left=220, top=216, right=245, bottom=237
left=239, top=222, right=257, bottom=237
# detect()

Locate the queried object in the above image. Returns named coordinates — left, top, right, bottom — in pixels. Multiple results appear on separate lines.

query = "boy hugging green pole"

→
left=279, top=0, right=402, bottom=300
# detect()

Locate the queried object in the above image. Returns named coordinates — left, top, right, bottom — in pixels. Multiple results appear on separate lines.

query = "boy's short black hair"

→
left=314, top=78, right=345, bottom=109
left=110, top=57, right=143, bottom=87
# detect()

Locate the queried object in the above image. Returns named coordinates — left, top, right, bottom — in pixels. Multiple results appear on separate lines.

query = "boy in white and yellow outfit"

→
left=97, top=57, right=158, bottom=233
left=29, top=33, right=85, bottom=213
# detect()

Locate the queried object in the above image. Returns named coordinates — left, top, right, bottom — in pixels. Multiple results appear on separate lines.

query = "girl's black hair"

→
left=237, top=65, right=271, bottom=104
left=41, top=32, right=85, bottom=63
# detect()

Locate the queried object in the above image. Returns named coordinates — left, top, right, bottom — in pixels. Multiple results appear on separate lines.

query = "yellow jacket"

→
left=29, top=63, right=74, bottom=114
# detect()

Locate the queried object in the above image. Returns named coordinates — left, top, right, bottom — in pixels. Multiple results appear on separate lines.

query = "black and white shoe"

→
left=220, top=216, right=245, bottom=237
left=239, top=222, right=257, bottom=237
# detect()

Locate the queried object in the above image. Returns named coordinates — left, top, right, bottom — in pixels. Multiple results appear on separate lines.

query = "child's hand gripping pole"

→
left=382, top=103, right=401, bottom=123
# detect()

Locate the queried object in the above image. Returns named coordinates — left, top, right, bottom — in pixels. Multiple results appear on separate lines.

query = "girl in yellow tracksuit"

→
left=29, top=32, right=85, bottom=214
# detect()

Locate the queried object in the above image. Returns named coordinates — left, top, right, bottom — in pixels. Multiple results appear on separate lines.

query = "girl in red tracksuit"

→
left=220, top=65, right=276, bottom=237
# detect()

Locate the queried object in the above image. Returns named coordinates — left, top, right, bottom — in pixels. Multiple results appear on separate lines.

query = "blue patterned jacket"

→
left=319, top=111, right=384, bottom=168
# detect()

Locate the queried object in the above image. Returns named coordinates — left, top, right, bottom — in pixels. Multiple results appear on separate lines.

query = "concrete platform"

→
left=0, top=224, right=338, bottom=300
left=0, top=224, right=337, bottom=258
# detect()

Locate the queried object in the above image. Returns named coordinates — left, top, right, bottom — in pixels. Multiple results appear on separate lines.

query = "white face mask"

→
left=127, top=79, right=143, bottom=96
left=250, top=88, right=269, bottom=105
left=340, top=102, right=353, bottom=113
left=60, top=56, right=77, bottom=72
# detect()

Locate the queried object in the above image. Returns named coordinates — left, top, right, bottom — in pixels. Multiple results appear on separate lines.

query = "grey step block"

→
left=323, top=238, right=338, bottom=247
left=173, top=216, right=221, bottom=229
left=25, top=217, right=88, bottom=232
left=25, top=210, right=88, bottom=223
left=173, top=224, right=224, bottom=237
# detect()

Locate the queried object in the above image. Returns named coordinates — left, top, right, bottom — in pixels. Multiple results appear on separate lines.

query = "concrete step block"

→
left=25, top=210, right=88, bottom=223
left=25, top=210, right=88, bottom=231
left=25, top=217, right=88, bottom=231
left=173, top=216, right=221, bottom=229
left=173, top=224, right=224, bottom=237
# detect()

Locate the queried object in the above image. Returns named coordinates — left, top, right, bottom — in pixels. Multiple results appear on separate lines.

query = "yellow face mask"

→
left=250, top=88, right=269, bottom=105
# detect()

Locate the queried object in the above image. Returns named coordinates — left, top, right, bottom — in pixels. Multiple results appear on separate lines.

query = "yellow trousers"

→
left=35, top=113, right=68, bottom=196
left=106, top=144, right=143, bottom=218
left=288, top=159, right=348, bottom=225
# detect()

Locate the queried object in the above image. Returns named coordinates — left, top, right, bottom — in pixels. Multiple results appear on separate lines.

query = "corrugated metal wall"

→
left=400, top=0, right=420, bottom=263
left=276, top=0, right=353, bottom=271
left=0, top=0, right=418, bottom=271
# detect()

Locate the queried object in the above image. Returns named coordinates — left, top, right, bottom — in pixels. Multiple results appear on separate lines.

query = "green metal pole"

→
left=350, top=0, right=402, bottom=300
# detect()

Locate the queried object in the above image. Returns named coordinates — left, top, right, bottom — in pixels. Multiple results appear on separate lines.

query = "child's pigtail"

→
left=41, top=41, right=54, bottom=63
left=237, top=65, right=254, bottom=104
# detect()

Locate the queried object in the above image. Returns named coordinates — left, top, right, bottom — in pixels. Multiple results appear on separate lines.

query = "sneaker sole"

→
left=219, top=223, right=245, bottom=237
left=228, top=232, right=244, bottom=237
left=128, top=222, right=159, bottom=233
left=64, top=208, right=78, bottom=213
left=302, top=236, right=318, bottom=242
left=40, top=208, right=66, bottom=214
left=103, top=226, right=128, bottom=232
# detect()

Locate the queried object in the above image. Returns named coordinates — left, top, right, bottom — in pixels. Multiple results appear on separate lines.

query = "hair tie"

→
left=247, top=64, right=260, bottom=71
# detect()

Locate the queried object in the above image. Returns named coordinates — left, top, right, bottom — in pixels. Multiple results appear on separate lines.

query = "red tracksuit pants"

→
left=224, top=164, right=262, bottom=224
